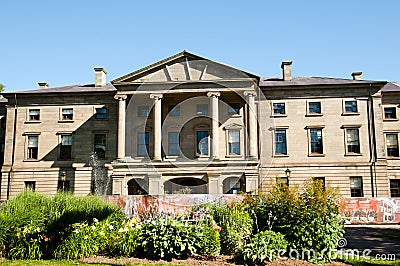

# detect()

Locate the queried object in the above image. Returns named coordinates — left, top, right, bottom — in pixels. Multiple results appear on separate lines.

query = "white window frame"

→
left=24, top=132, right=40, bottom=161
left=342, top=125, right=362, bottom=155
left=385, top=132, right=400, bottom=158
left=26, top=109, right=41, bottom=122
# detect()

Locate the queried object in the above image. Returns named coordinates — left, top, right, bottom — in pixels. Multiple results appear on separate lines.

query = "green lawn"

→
left=338, top=257, right=400, bottom=266
left=0, top=260, right=179, bottom=266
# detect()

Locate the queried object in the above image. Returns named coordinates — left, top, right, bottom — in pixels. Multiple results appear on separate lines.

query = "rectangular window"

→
left=276, top=176, right=289, bottom=188
left=310, top=128, right=323, bottom=154
left=196, top=131, right=209, bottom=155
left=138, top=106, right=149, bottom=117
left=62, top=108, right=73, bottom=120
left=308, top=102, right=321, bottom=114
left=313, top=177, right=326, bottom=187
left=25, top=181, right=36, bottom=191
left=390, top=180, right=400, bottom=197
left=95, top=107, right=107, bottom=119
left=196, top=104, right=208, bottom=115
left=227, top=178, right=242, bottom=194
left=29, top=109, right=40, bottom=121
left=350, top=177, right=363, bottom=197
left=137, top=132, right=149, bottom=156
left=228, top=130, right=240, bottom=155
left=345, top=101, right=358, bottom=113
left=168, top=132, right=180, bottom=156
left=168, top=105, right=180, bottom=116
left=275, top=130, right=287, bottom=155
left=386, top=134, right=399, bottom=157
left=60, top=135, right=72, bottom=160
left=57, top=180, right=70, bottom=191
left=347, top=128, right=360, bottom=153
left=228, top=103, right=240, bottom=115
left=94, top=134, right=106, bottom=159
left=384, top=107, right=397, bottom=119
left=273, top=103, right=285, bottom=115
left=27, top=135, right=38, bottom=159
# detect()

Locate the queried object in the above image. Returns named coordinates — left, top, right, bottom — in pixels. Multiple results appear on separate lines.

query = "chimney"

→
left=281, top=61, right=292, bottom=81
left=38, top=82, right=49, bottom=89
left=94, top=67, right=107, bottom=87
left=351, top=71, right=362, bottom=80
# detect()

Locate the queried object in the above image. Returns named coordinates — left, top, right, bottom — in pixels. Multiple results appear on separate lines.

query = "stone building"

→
left=0, top=51, right=399, bottom=200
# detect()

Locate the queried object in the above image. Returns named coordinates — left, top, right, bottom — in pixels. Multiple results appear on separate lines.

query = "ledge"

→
left=58, top=120, right=74, bottom=123
left=342, top=112, right=360, bottom=116
left=308, top=153, right=326, bottom=157
left=383, top=118, right=399, bottom=122
left=344, top=153, right=363, bottom=156
left=270, top=114, right=287, bottom=118
left=24, top=121, right=41, bottom=124
left=305, top=113, right=323, bottom=117
left=273, top=154, right=289, bottom=157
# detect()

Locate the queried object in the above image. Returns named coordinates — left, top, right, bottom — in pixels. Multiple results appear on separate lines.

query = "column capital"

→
left=114, top=94, right=127, bottom=101
left=244, top=90, right=257, bottom=97
left=150, top=93, right=163, bottom=100
left=207, top=91, right=221, bottom=98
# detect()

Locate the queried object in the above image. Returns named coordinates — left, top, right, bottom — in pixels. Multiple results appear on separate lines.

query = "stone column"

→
left=114, top=94, right=127, bottom=160
left=207, top=92, right=221, bottom=160
left=245, top=91, right=258, bottom=159
left=150, top=94, right=163, bottom=161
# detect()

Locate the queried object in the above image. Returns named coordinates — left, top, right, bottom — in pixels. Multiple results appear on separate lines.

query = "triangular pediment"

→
left=112, top=51, right=258, bottom=84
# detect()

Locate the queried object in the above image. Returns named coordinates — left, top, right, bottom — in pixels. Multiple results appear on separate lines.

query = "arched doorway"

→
left=127, top=179, right=148, bottom=195
left=164, top=177, right=208, bottom=194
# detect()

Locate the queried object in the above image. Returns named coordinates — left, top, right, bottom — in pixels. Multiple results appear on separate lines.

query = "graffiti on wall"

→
left=341, top=198, right=400, bottom=224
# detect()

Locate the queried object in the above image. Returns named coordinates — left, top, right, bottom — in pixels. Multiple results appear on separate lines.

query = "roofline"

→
left=260, top=81, right=387, bottom=90
left=111, top=50, right=259, bottom=83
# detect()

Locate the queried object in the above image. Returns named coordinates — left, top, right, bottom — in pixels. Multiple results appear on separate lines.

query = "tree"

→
left=0, top=83, right=4, bottom=92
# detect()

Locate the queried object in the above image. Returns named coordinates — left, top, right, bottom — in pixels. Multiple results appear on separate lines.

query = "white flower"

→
left=73, top=229, right=80, bottom=234
left=99, top=231, right=105, bottom=236
left=108, top=225, right=114, bottom=230
left=84, top=235, right=88, bottom=240
left=93, top=218, right=99, bottom=223
left=91, top=225, right=96, bottom=230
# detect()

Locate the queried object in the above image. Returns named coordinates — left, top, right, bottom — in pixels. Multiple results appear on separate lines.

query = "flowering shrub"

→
left=255, top=179, right=344, bottom=262
left=137, top=217, right=201, bottom=260
left=238, top=230, right=288, bottom=264
left=196, top=217, right=221, bottom=258
left=209, top=201, right=253, bottom=255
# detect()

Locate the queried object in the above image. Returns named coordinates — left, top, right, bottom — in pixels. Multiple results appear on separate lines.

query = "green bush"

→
left=209, top=201, right=253, bottom=255
left=255, top=179, right=344, bottom=262
left=0, top=191, right=123, bottom=259
left=109, top=218, right=141, bottom=257
left=196, top=217, right=221, bottom=258
left=137, top=217, right=200, bottom=260
left=238, top=230, right=288, bottom=264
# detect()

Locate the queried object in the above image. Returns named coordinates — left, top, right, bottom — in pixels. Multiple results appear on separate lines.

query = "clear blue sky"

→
left=1, top=0, right=399, bottom=91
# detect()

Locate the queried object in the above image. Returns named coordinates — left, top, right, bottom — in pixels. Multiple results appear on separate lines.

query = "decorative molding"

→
left=207, top=91, right=220, bottom=98
left=150, top=93, right=163, bottom=100
left=114, top=94, right=127, bottom=101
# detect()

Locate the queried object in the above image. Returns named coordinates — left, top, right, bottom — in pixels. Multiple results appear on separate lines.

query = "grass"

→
left=338, top=257, right=400, bottom=266
left=0, top=260, right=183, bottom=266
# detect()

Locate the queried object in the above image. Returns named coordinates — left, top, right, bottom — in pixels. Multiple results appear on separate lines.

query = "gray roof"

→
left=259, top=76, right=385, bottom=87
left=3, top=83, right=116, bottom=95
left=382, top=82, right=400, bottom=92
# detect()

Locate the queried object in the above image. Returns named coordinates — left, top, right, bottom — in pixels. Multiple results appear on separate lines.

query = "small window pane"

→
left=273, top=103, right=285, bottom=114
left=228, top=130, right=240, bottom=155
left=350, top=177, right=363, bottom=197
left=168, top=132, right=180, bottom=156
left=390, top=180, right=400, bottom=197
left=275, top=130, right=287, bottom=155
left=27, top=136, right=38, bottom=159
left=196, top=104, right=208, bottom=115
left=196, top=131, right=209, bottom=155
left=62, top=109, right=73, bottom=120
left=310, top=129, right=323, bottom=154
left=60, top=135, right=72, bottom=160
left=95, top=107, right=107, bottom=119
left=25, top=181, right=36, bottom=191
left=168, top=105, right=180, bottom=116
left=138, top=106, right=149, bottom=117
left=138, top=132, right=149, bottom=156
left=29, top=109, right=40, bottom=121
left=387, top=134, right=399, bottom=157
left=347, top=129, right=360, bottom=153
left=94, top=134, right=106, bottom=159
left=384, top=107, right=397, bottom=119
left=345, top=101, right=358, bottom=113
left=57, top=180, right=70, bottom=191
left=309, top=102, right=321, bottom=114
